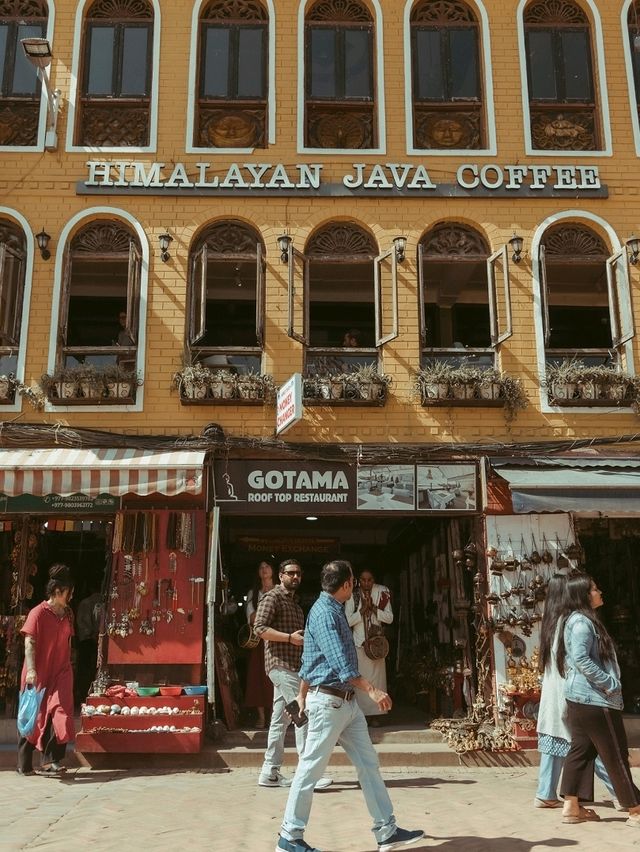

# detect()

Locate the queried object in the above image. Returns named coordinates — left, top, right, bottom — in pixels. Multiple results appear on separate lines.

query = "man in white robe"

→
left=345, top=569, right=393, bottom=725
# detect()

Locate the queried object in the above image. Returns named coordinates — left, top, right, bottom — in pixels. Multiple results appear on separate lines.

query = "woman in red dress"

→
left=17, top=564, right=75, bottom=776
left=244, top=561, right=275, bottom=728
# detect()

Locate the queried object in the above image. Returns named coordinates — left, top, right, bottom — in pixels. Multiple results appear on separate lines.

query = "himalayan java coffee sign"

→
left=78, top=161, right=606, bottom=198
left=214, top=460, right=479, bottom=514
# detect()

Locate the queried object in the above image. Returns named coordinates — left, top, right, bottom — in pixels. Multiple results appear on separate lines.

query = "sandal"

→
left=562, top=808, right=601, bottom=824
left=35, top=763, right=66, bottom=777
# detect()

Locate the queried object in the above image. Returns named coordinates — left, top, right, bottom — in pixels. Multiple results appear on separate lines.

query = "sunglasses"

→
left=282, top=570, right=302, bottom=577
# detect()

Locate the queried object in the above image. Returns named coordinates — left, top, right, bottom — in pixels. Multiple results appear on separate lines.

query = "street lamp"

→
left=21, top=38, right=60, bottom=151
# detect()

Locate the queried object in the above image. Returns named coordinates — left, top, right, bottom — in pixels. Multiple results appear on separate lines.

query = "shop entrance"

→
left=215, top=512, right=480, bottom=730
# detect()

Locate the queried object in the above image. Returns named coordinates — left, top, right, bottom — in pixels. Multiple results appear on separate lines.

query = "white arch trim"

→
left=297, top=0, right=387, bottom=155
left=621, top=1, right=640, bottom=157
left=186, top=0, right=276, bottom=154
left=65, top=0, right=161, bottom=154
left=46, top=207, right=149, bottom=413
left=0, top=2, right=55, bottom=153
left=531, top=210, right=632, bottom=414
left=0, top=208, right=35, bottom=413
left=403, top=0, right=497, bottom=156
left=516, top=0, right=612, bottom=157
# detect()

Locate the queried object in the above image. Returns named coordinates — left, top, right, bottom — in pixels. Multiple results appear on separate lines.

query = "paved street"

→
left=1, top=765, right=639, bottom=852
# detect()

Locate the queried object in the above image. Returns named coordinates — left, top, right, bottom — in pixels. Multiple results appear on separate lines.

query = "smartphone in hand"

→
left=285, top=699, right=308, bottom=727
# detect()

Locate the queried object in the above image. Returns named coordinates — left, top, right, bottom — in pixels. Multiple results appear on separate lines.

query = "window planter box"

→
left=303, top=376, right=388, bottom=406
left=547, top=378, right=634, bottom=407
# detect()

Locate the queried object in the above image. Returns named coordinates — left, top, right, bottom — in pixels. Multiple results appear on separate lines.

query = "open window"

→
left=287, top=245, right=309, bottom=346
left=523, top=0, right=601, bottom=151
left=538, top=223, right=632, bottom=366
left=374, top=247, right=398, bottom=347
left=56, top=219, right=142, bottom=397
left=410, top=0, right=484, bottom=150
left=187, top=221, right=265, bottom=374
left=75, top=0, right=154, bottom=147
left=304, top=0, right=376, bottom=149
left=302, top=222, right=383, bottom=377
left=195, top=0, right=268, bottom=148
left=0, top=220, right=26, bottom=393
left=418, top=223, right=494, bottom=367
left=0, top=0, right=47, bottom=147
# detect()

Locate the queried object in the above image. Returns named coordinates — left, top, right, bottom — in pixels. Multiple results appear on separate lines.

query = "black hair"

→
left=279, top=558, right=301, bottom=574
left=45, top=563, right=74, bottom=598
left=538, top=574, right=567, bottom=673
left=556, top=573, right=615, bottom=677
left=252, top=560, right=275, bottom=611
left=321, top=559, right=353, bottom=593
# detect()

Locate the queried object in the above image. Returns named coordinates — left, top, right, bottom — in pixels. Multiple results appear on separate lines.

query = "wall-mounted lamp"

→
left=628, top=236, right=640, bottom=265
left=158, top=231, right=173, bottom=263
left=21, top=38, right=60, bottom=151
left=508, top=233, right=524, bottom=264
left=393, top=235, right=407, bottom=264
left=35, top=229, right=51, bottom=260
left=277, top=233, right=292, bottom=264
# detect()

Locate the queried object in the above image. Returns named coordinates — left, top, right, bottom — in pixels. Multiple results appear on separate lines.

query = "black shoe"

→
left=378, top=828, right=425, bottom=851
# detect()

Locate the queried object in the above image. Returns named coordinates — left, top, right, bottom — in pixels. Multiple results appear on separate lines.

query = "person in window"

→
left=342, top=328, right=362, bottom=347
left=17, top=564, right=75, bottom=777
left=112, top=310, right=135, bottom=372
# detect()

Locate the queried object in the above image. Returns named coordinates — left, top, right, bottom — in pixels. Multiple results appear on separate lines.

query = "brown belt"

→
left=315, top=685, right=355, bottom=701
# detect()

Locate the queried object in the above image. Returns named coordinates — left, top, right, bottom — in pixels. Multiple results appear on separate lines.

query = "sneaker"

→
left=314, top=776, right=333, bottom=790
left=612, top=798, right=627, bottom=812
left=259, top=770, right=292, bottom=788
left=275, top=835, right=322, bottom=852
left=378, top=828, right=425, bottom=851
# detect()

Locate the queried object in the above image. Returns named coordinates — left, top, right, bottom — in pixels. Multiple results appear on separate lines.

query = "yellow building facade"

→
left=3, top=0, right=640, bottom=729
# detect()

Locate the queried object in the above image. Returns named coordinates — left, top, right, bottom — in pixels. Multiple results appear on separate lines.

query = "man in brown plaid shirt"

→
left=254, top=558, right=332, bottom=789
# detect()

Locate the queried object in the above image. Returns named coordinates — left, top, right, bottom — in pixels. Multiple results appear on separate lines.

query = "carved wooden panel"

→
left=306, top=106, right=374, bottom=148
left=71, top=221, right=135, bottom=254
left=202, top=0, right=267, bottom=21
left=0, top=103, right=39, bottom=146
left=201, top=221, right=259, bottom=255
left=79, top=103, right=150, bottom=147
left=307, top=0, right=371, bottom=23
left=530, top=108, right=597, bottom=151
left=411, top=1, right=476, bottom=24
left=0, top=1, right=47, bottom=15
left=524, top=0, right=587, bottom=25
left=629, top=2, right=640, bottom=24
left=86, top=0, right=152, bottom=18
left=542, top=225, right=608, bottom=258
left=414, top=107, right=481, bottom=149
left=0, top=220, right=25, bottom=253
left=197, top=107, right=265, bottom=148
left=307, top=223, right=376, bottom=257
left=421, top=223, right=488, bottom=257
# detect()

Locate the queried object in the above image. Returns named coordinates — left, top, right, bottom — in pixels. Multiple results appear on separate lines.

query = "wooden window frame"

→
left=0, top=240, right=25, bottom=347
left=81, top=20, right=153, bottom=101
left=305, top=22, right=374, bottom=104
left=524, top=24, right=594, bottom=107
left=0, top=17, right=45, bottom=98
left=198, top=21, right=267, bottom=102
left=410, top=22, right=481, bottom=105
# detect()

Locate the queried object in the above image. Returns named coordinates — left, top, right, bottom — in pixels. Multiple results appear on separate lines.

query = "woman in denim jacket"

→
left=557, top=574, right=640, bottom=827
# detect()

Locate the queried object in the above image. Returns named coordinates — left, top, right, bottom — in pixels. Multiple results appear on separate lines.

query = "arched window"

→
left=523, top=0, right=600, bottom=151
left=305, top=0, right=376, bottom=149
left=195, top=0, right=268, bottom=148
left=0, top=0, right=47, bottom=147
left=56, top=220, right=142, bottom=401
left=418, top=223, right=511, bottom=367
left=75, top=0, right=154, bottom=147
left=0, top=219, right=26, bottom=393
left=287, top=222, right=398, bottom=380
left=188, top=221, right=265, bottom=373
left=627, top=2, right=640, bottom=126
left=410, top=0, right=484, bottom=150
left=539, top=223, right=632, bottom=363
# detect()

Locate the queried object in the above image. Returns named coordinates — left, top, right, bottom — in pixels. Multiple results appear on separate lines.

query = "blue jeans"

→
left=281, top=689, right=397, bottom=845
left=261, top=667, right=307, bottom=776
left=536, top=752, right=616, bottom=800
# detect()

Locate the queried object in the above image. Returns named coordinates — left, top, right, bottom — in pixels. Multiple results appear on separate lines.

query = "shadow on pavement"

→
left=330, top=839, right=580, bottom=852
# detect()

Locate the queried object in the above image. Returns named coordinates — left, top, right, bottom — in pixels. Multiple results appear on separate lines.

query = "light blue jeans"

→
left=261, top=667, right=307, bottom=777
left=536, top=752, right=616, bottom=800
left=281, top=689, right=397, bottom=845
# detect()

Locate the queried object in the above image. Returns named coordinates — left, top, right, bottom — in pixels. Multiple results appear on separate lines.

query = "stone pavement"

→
left=2, top=765, right=640, bottom=852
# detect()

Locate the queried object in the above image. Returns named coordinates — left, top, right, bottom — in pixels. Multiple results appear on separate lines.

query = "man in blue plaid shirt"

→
left=275, top=559, right=424, bottom=852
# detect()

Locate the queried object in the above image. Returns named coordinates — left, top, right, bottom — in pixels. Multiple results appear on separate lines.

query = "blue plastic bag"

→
left=17, top=685, right=45, bottom=738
